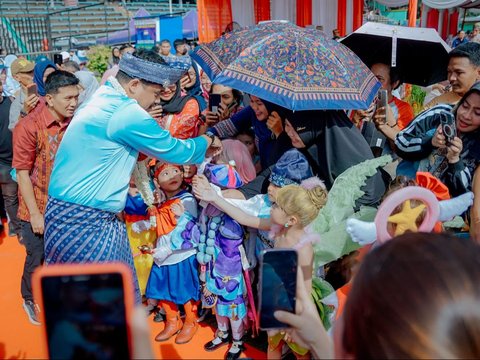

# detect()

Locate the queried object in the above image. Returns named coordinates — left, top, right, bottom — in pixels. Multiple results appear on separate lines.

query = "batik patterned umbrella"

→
left=191, top=21, right=380, bottom=111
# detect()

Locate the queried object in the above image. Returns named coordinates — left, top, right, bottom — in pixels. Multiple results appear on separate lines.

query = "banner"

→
left=135, top=18, right=159, bottom=49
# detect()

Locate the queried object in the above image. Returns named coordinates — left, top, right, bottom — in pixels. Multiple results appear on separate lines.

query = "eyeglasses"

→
left=160, top=84, right=177, bottom=93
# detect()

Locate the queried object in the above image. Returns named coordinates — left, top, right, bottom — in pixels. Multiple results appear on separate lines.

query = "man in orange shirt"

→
left=13, top=71, right=79, bottom=325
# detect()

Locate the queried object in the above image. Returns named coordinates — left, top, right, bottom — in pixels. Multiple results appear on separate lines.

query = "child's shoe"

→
left=204, top=330, right=230, bottom=351
left=155, top=315, right=182, bottom=342
left=175, top=320, right=198, bottom=344
left=225, top=340, right=245, bottom=360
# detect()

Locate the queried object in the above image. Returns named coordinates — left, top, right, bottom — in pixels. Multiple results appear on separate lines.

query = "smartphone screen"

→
left=259, top=249, right=298, bottom=330
left=209, top=93, right=222, bottom=113
left=54, top=54, right=63, bottom=66
left=377, top=89, right=388, bottom=110
left=27, top=83, right=38, bottom=97
left=36, top=266, right=132, bottom=359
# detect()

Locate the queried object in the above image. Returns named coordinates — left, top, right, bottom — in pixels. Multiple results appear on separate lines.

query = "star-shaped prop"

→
left=387, top=200, right=426, bottom=236
left=346, top=187, right=474, bottom=245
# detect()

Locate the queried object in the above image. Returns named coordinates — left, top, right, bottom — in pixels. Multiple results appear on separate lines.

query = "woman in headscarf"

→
left=75, top=71, right=99, bottom=105
left=180, top=66, right=207, bottom=111
left=236, top=110, right=388, bottom=207
left=199, top=69, right=212, bottom=104
left=33, top=59, right=56, bottom=97
left=156, top=80, right=202, bottom=139
left=285, top=110, right=387, bottom=206
left=3, top=55, right=20, bottom=97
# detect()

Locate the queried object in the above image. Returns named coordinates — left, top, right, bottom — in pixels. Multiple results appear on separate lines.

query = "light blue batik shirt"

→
left=48, top=83, right=207, bottom=213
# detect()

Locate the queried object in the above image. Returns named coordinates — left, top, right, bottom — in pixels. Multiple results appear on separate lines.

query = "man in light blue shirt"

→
left=44, top=50, right=221, bottom=297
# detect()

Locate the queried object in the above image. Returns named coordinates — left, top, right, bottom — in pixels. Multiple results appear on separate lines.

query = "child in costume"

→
left=205, top=149, right=314, bottom=269
left=124, top=161, right=157, bottom=296
left=193, top=174, right=328, bottom=359
left=143, top=163, right=201, bottom=345
left=195, top=155, right=397, bottom=359
left=195, top=140, right=256, bottom=360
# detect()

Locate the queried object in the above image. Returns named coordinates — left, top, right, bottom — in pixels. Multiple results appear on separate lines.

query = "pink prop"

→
left=375, top=186, right=440, bottom=244
left=220, top=139, right=256, bottom=184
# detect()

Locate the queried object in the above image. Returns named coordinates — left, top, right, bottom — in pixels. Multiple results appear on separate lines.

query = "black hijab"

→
left=287, top=110, right=387, bottom=206
left=262, top=99, right=292, bottom=122
left=160, top=81, right=194, bottom=114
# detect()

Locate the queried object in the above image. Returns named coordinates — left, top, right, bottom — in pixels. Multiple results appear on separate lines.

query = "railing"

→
left=9, top=16, right=51, bottom=54
left=0, top=17, right=28, bottom=54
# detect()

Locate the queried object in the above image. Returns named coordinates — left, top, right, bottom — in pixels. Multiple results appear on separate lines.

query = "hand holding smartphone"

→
left=259, top=249, right=298, bottom=330
left=27, top=83, right=38, bottom=97
left=53, top=53, right=63, bottom=66
left=209, top=93, right=222, bottom=113
left=376, top=89, right=388, bottom=120
left=440, top=112, right=457, bottom=144
left=33, top=263, right=134, bottom=359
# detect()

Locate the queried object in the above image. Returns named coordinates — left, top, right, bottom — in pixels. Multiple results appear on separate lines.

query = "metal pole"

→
left=68, top=11, right=72, bottom=49
left=123, top=0, right=131, bottom=45
left=169, top=0, right=173, bottom=14
left=104, top=1, right=109, bottom=45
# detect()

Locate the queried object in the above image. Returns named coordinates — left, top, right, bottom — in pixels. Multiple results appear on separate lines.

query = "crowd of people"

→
left=1, top=25, right=480, bottom=360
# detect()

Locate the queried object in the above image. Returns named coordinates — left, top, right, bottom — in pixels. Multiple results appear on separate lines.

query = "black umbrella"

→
left=341, top=22, right=451, bottom=87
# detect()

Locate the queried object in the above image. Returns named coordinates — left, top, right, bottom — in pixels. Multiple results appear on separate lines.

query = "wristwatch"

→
left=205, top=132, right=217, bottom=146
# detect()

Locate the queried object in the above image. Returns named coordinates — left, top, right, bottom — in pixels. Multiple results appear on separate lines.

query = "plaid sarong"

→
left=44, top=196, right=140, bottom=302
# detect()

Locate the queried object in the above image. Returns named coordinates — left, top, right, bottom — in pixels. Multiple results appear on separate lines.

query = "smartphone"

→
left=258, top=249, right=298, bottom=330
left=377, top=89, right=388, bottom=110
left=209, top=93, right=222, bottom=113
left=53, top=53, right=63, bottom=66
left=227, top=100, right=238, bottom=111
left=26, top=83, right=38, bottom=97
left=440, top=112, right=457, bottom=143
left=33, top=263, right=134, bottom=359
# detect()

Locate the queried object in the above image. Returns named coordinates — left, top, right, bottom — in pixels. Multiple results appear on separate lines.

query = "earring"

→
left=284, top=223, right=289, bottom=228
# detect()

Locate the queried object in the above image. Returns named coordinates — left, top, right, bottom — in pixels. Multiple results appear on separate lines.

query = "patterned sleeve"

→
left=210, top=106, right=254, bottom=138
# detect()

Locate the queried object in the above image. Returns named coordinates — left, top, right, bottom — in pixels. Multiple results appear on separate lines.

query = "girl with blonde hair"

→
left=193, top=175, right=327, bottom=359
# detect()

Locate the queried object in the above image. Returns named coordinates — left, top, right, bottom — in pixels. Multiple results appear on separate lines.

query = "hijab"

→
left=184, top=66, right=207, bottom=111
left=287, top=110, right=386, bottom=205
left=160, top=81, right=193, bottom=114
left=262, top=98, right=292, bottom=122
left=75, top=70, right=99, bottom=105
left=34, top=59, right=56, bottom=96
left=3, top=55, right=20, bottom=97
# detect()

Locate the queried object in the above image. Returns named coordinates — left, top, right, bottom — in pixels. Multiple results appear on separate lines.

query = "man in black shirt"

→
left=0, top=81, right=21, bottom=240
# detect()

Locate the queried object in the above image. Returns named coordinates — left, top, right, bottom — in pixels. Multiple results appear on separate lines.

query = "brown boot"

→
left=155, top=301, right=182, bottom=342
left=175, top=300, right=199, bottom=344
left=175, top=320, right=198, bottom=344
